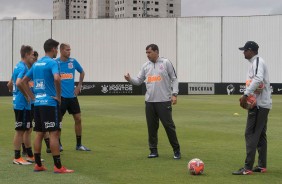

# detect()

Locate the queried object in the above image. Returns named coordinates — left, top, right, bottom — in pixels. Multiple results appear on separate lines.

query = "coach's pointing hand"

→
left=124, top=73, right=131, bottom=82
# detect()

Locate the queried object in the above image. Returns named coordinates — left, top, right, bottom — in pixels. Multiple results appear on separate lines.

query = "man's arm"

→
left=74, top=71, right=85, bottom=96
left=124, top=64, right=146, bottom=86
left=53, top=73, right=61, bottom=104
left=7, top=79, right=13, bottom=92
left=167, top=61, right=179, bottom=105
left=17, top=76, right=34, bottom=102
left=244, top=59, right=264, bottom=96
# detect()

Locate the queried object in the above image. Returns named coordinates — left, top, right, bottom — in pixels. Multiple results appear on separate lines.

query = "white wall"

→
left=13, top=20, right=52, bottom=68
left=0, top=20, right=13, bottom=81
left=52, top=18, right=177, bottom=82
left=1, top=15, right=282, bottom=83
left=222, top=15, right=282, bottom=83
left=177, top=17, right=222, bottom=82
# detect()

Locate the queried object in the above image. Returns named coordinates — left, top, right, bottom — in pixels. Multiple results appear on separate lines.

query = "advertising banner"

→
left=188, top=83, right=215, bottom=95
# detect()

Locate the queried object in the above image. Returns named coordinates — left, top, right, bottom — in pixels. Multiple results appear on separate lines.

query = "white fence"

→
left=1, top=15, right=282, bottom=83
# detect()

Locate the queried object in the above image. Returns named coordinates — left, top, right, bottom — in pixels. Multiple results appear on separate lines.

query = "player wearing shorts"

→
left=11, top=45, right=35, bottom=165
left=29, top=51, right=52, bottom=154
left=56, top=43, right=90, bottom=151
left=21, top=39, right=74, bottom=173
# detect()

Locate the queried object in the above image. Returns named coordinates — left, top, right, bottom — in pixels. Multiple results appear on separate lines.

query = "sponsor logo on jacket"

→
left=147, top=75, right=162, bottom=83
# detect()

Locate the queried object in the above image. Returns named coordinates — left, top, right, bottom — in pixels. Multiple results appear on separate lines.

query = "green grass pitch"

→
left=0, top=95, right=282, bottom=184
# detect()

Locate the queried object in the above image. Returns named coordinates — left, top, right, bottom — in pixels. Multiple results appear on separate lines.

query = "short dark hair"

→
left=44, top=39, right=59, bottom=52
left=146, top=44, right=159, bottom=52
left=20, top=45, right=33, bottom=58
left=60, top=43, right=70, bottom=50
left=33, top=51, right=38, bottom=57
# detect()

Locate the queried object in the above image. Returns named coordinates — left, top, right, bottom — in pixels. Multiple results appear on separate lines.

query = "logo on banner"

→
left=239, top=85, right=246, bottom=93
left=101, top=85, right=109, bottom=93
left=226, top=84, right=235, bottom=95
left=101, top=84, right=133, bottom=94
left=188, top=83, right=215, bottom=95
left=81, top=84, right=95, bottom=91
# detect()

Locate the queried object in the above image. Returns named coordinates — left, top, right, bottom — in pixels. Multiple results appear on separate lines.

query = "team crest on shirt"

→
left=159, top=64, right=164, bottom=71
left=68, top=62, right=73, bottom=69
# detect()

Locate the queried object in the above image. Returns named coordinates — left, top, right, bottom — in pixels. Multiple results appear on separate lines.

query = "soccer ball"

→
left=187, top=158, right=204, bottom=175
left=240, top=95, right=257, bottom=110
left=246, top=80, right=265, bottom=94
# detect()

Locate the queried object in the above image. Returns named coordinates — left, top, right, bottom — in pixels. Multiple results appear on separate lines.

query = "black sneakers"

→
left=173, top=151, right=181, bottom=159
left=148, top=152, right=159, bottom=158
left=232, top=168, right=253, bottom=175
left=147, top=149, right=181, bottom=159
left=252, top=166, right=267, bottom=173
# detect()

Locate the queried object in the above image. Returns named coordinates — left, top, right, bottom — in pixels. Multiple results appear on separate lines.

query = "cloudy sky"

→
left=1, top=0, right=282, bottom=19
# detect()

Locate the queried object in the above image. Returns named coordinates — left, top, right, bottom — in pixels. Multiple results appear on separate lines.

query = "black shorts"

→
left=14, top=109, right=32, bottom=130
left=34, top=105, right=62, bottom=132
left=31, top=104, right=35, bottom=122
left=31, top=104, right=36, bottom=130
left=61, top=97, right=81, bottom=116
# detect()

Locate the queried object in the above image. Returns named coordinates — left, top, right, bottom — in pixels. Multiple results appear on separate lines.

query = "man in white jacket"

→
left=233, top=41, right=272, bottom=175
left=124, top=44, right=181, bottom=159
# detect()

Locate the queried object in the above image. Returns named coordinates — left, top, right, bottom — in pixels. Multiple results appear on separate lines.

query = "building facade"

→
left=53, top=0, right=114, bottom=19
left=114, top=0, right=181, bottom=18
left=53, top=0, right=181, bottom=19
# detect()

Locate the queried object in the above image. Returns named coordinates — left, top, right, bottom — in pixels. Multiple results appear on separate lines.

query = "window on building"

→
left=73, top=16, right=76, bottom=18
left=74, top=5, right=76, bottom=8
left=133, top=1, right=137, bottom=4
left=155, top=8, right=158, bottom=12
left=147, top=1, right=150, bottom=4
left=169, top=10, right=173, bottom=13
left=84, top=6, right=87, bottom=9
left=147, top=8, right=150, bottom=11
left=133, top=7, right=137, bottom=10
left=133, top=14, right=137, bottom=17
left=77, top=16, right=80, bottom=18
left=170, top=4, right=173, bottom=7
left=84, top=0, right=87, bottom=3
left=73, top=11, right=76, bottom=13
left=155, top=1, right=159, bottom=5
left=78, top=6, right=80, bottom=8
left=78, top=11, right=80, bottom=13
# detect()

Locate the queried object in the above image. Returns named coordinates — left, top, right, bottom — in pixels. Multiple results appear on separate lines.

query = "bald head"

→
left=59, top=43, right=71, bottom=60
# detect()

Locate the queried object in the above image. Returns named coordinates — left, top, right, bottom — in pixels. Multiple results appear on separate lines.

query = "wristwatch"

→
left=172, top=93, right=178, bottom=97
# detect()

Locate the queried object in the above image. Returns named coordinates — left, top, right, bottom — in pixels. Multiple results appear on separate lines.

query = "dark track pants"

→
left=145, top=101, right=180, bottom=152
left=244, top=107, right=270, bottom=170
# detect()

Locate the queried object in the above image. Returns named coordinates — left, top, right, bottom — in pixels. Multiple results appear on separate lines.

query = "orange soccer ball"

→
left=187, top=158, right=204, bottom=175
left=240, top=95, right=257, bottom=110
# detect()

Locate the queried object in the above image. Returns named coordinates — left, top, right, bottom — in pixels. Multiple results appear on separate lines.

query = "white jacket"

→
left=244, top=55, right=272, bottom=109
left=129, top=57, right=178, bottom=102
